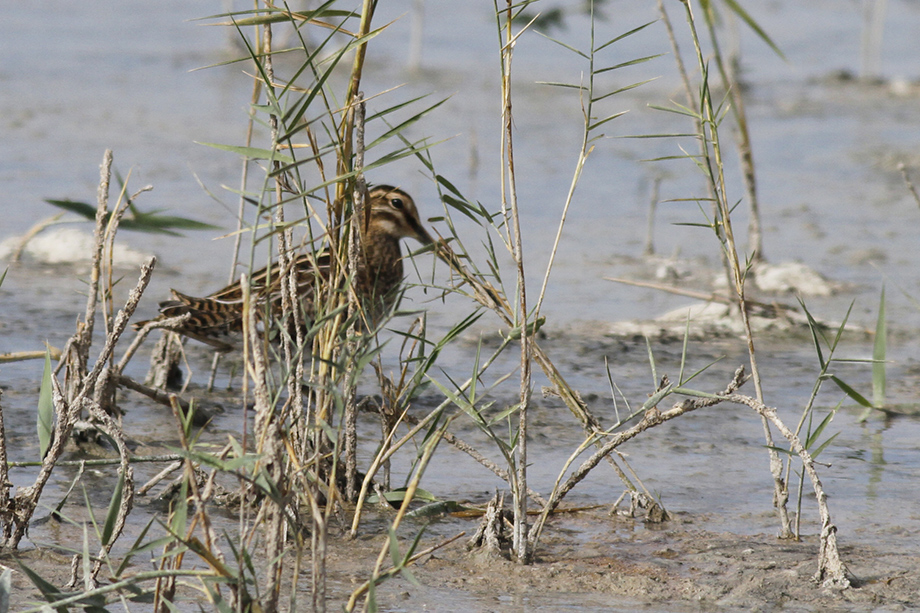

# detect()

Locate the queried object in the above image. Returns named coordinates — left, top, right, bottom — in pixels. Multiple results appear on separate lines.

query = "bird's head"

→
left=366, top=185, right=434, bottom=246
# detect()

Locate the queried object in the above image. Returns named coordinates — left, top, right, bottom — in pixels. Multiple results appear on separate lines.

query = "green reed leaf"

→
left=804, top=407, right=837, bottom=450
left=829, top=375, right=873, bottom=408
left=101, top=470, right=125, bottom=547
left=809, top=432, right=840, bottom=459
left=719, top=0, right=785, bottom=60
left=195, top=142, right=295, bottom=164
left=596, top=20, right=658, bottom=53
left=45, top=199, right=218, bottom=235
left=37, top=349, right=54, bottom=459
left=16, top=560, right=70, bottom=612
left=872, top=287, right=886, bottom=407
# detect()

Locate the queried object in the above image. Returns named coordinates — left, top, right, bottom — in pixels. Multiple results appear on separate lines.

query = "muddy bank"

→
left=6, top=508, right=916, bottom=611
left=339, top=511, right=918, bottom=612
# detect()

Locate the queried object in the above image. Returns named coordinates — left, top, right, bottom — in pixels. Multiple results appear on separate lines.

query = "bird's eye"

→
left=390, top=197, right=404, bottom=210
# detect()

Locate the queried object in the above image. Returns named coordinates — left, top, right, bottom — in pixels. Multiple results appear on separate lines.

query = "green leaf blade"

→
left=872, top=287, right=886, bottom=407
left=37, top=349, right=54, bottom=459
left=101, top=470, right=125, bottom=547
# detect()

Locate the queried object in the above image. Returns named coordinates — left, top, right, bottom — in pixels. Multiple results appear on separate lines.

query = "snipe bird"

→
left=135, top=185, right=434, bottom=350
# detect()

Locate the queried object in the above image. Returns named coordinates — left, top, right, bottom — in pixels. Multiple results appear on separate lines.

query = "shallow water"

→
left=3, top=1, right=920, bottom=610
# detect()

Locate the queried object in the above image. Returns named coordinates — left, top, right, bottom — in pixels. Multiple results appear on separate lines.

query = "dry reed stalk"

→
left=496, top=0, right=536, bottom=562
left=259, top=22, right=290, bottom=613
left=239, top=264, right=287, bottom=613
left=0, top=389, right=9, bottom=542
left=679, top=0, right=793, bottom=538
left=61, top=151, right=112, bottom=401
left=344, top=96, right=368, bottom=503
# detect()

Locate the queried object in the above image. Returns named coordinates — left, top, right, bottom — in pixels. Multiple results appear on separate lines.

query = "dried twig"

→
left=344, top=95, right=367, bottom=503
left=0, top=388, right=9, bottom=542
left=723, top=392, right=851, bottom=588
left=4, top=155, right=155, bottom=550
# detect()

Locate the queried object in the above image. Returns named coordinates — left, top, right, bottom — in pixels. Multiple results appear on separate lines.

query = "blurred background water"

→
left=2, top=0, right=920, bottom=607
